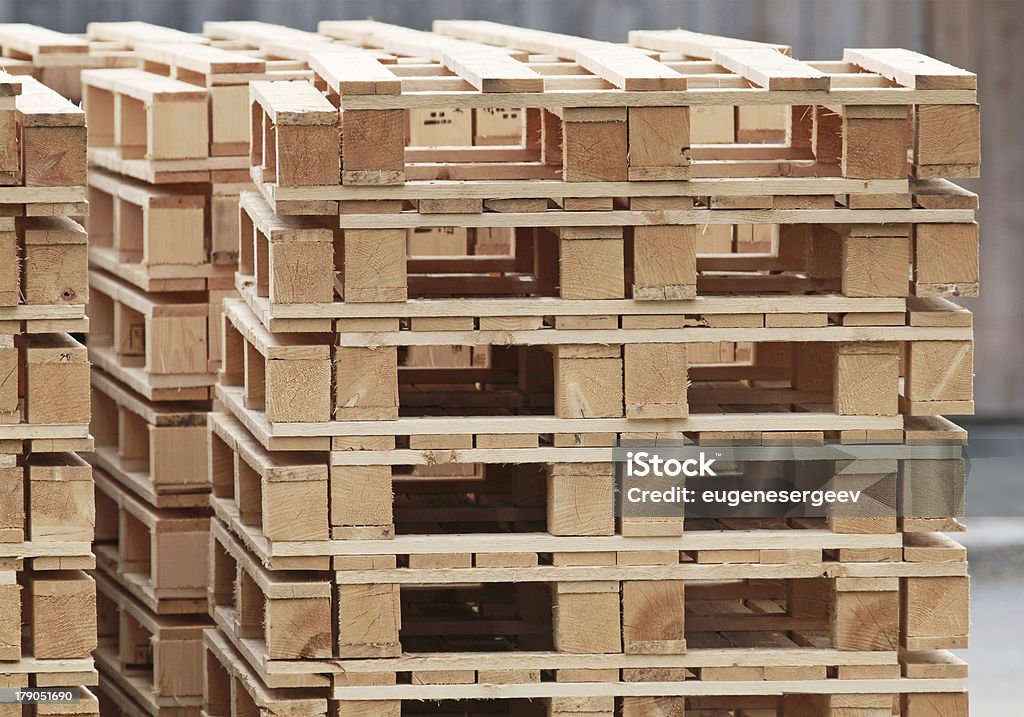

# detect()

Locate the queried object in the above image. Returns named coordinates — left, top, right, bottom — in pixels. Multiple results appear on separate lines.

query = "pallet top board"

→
left=250, top=80, right=337, bottom=125
left=0, top=24, right=89, bottom=56
left=0, top=69, right=24, bottom=97
left=629, top=27, right=794, bottom=58
left=204, top=20, right=337, bottom=51
left=80, top=67, right=208, bottom=101
left=307, top=51, right=401, bottom=96
left=843, top=47, right=977, bottom=90
left=13, top=73, right=86, bottom=126
left=320, top=20, right=543, bottom=93
left=135, top=41, right=268, bottom=77
left=434, top=20, right=689, bottom=91
left=86, top=21, right=205, bottom=46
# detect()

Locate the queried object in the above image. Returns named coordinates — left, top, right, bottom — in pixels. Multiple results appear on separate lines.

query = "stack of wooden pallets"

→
left=73, top=26, right=258, bottom=717
left=0, top=72, right=98, bottom=717
left=196, top=19, right=979, bottom=717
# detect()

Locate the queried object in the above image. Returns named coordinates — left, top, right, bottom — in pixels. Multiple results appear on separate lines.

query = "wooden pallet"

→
left=93, top=569, right=209, bottom=716
left=208, top=411, right=964, bottom=561
left=216, top=295, right=972, bottom=454
left=93, top=468, right=209, bottom=615
left=207, top=515, right=966, bottom=692
left=200, top=624, right=960, bottom=717
left=87, top=271, right=216, bottom=402
left=86, top=167, right=240, bottom=293
left=90, top=369, right=210, bottom=509
left=242, top=22, right=978, bottom=204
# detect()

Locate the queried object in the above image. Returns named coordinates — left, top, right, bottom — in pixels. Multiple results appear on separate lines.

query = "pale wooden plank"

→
left=630, top=28, right=792, bottom=59
left=843, top=48, right=975, bottom=90
left=308, top=52, right=401, bottom=95
left=715, top=47, right=829, bottom=90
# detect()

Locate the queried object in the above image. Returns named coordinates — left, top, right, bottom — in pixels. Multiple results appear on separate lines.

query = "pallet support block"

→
left=335, top=345, right=399, bottom=420
left=915, top=103, right=980, bottom=177
left=839, top=224, right=910, bottom=298
left=559, top=226, right=625, bottom=299
left=913, top=223, right=979, bottom=297
left=342, top=109, right=405, bottom=185
left=832, top=577, right=899, bottom=651
left=624, top=343, right=687, bottom=418
left=343, top=228, right=407, bottom=302
left=330, top=465, right=393, bottom=539
left=905, top=340, right=974, bottom=414
left=622, top=580, right=685, bottom=654
left=29, top=571, right=98, bottom=659
left=547, top=462, right=614, bottom=536
left=627, top=106, right=690, bottom=180
left=338, top=583, right=401, bottom=657
left=552, top=580, right=621, bottom=654
left=632, top=225, right=696, bottom=300
left=24, top=334, right=91, bottom=425
left=842, top=105, right=910, bottom=178
left=27, top=454, right=94, bottom=542
left=833, top=342, right=899, bottom=416
left=554, top=344, right=623, bottom=418
left=562, top=107, right=628, bottom=182
left=901, top=576, right=969, bottom=649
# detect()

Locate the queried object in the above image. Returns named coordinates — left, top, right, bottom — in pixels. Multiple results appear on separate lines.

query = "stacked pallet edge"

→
left=2, top=17, right=982, bottom=717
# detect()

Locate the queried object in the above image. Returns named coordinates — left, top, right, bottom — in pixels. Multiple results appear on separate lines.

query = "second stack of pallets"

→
left=202, top=19, right=976, bottom=717
left=76, top=24, right=277, bottom=717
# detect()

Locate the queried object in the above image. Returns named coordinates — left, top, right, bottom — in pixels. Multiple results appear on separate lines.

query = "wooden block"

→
left=275, top=123, right=339, bottom=186
left=833, top=342, right=899, bottom=416
left=23, top=126, right=87, bottom=186
left=622, top=581, right=685, bottom=654
left=627, top=106, right=690, bottom=180
left=21, top=218, right=88, bottom=305
left=263, top=475, right=330, bottom=542
left=914, top=223, right=979, bottom=290
left=554, top=345, right=623, bottom=418
left=25, top=334, right=90, bottom=425
left=622, top=696, right=685, bottom=717
left=547, top=463, right=614, bottom=536
left=832, top=585, right=899, bottom=651
left=563, top=118, right=627, bottom=182
left=31, top=571, right=97, bottom=658
left=553, top=584, right=621, bottom=653
left=335, top=346, right=399, bottom=419
left=842, top=235, right=910, bottom=297
left=624, top=344, right=687, bottom=418
left=906, top=341, right=973, bottom=403
left=344, top=228, right=406, bottom=302
left=27, top=455, right=93, bottom=542
left=265, top=593, right=332, bottom=659
left=0, top=581, right=19, bottom=659
left=902, top=576, right=969, bottom=649
left=147, top=315, right=208, bottom=375
left=330, top=465, right=392, bottom=531
left=338, top=583, right=401, bottom=656
left=342, top=109, right=404, bottom=184
left=270, top=239, right=335, bottom=304
left=633, top=225, right=696, bottom=300
left=915, top=104, right=980, bottom=171
left=843, top=114, right=909, bottom=178
left=266, top=358, right=332, bottom=423
left=560, top=235, right=624, bottom=299
left=901, top=692, right=968, bottom=717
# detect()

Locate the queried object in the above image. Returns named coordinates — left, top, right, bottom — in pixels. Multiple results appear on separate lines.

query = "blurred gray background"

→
left=8, top=0, right=1020, bottom=418
left=4, top=0, right=1023, bottom=710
